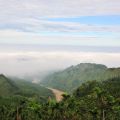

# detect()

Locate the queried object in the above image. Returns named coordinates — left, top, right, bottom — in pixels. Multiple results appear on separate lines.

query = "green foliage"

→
left=41, top=63, right=120, bottom=92
left=0, top=77, right=120, bottom=120
left=0, top=74, right=19, bottom=96
left=0, top=74, right=54, bottom=102
left=13, top=79, right=55, bottom=101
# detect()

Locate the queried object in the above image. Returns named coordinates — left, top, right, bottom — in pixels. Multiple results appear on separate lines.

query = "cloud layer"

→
left=0, top=0, right=120, bottom=34
left=0, top=0, right=120, bottom=18
left=0, top=50, right=120, bottom=77
left=0, top=0, right=120, bottom=77
left=0, top=30, right=120, bottom=46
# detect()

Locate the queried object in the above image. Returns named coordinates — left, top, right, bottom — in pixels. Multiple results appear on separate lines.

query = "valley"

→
left=0, top=63, right=120, bottom=120
left=47, top=87, right=64, bottom=102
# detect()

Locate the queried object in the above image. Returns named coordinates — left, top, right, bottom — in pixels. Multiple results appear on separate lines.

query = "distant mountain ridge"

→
left=41, top=63, right=120, bottom=92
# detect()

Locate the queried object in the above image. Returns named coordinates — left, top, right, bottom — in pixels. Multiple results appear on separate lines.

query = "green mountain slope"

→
left=41, top=63, right=120, bottom=92
left=0, top=74, right=54, bottom=101
left=74, top=77, right=120, bottom=98
left=0, top=74, right=19, bottom=96
left=13, top=79, right=54, bottom=101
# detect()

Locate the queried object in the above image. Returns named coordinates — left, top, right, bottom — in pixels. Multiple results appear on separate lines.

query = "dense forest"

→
left=0, top=76, right=120, bottom=120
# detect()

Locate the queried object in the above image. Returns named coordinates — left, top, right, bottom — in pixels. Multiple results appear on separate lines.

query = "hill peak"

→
left=78, top=63, right=107, bottom=69
left=66, top=63, right=107, bottom=72
left=0, top=74, right=6, bottom=78
left=42, top=63, right=120, bottom=92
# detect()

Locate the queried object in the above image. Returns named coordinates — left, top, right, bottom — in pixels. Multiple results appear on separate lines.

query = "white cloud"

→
left=0, top=51, right=120, bottom=76
left=0, top=0, right=119, bottom=77
left=0, top=0, right=120, bottom=18
left=0, top=0, right=120, bottom=34
left=0, top=29, right=120, bottom=46
left=0, top=17, right=120, bottom=33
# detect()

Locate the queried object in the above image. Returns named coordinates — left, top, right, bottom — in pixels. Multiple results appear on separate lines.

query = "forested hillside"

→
left=0, top=77, right=120, bottom=120
left=0, top=74, right=19, bottom=96
left=0, top=74, right=54, bottom=102
left=41, top=63, right=120, bottom=92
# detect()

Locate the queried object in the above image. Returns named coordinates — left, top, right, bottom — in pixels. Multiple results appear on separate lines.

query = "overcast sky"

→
left=0, top=0, right=120, bottom=76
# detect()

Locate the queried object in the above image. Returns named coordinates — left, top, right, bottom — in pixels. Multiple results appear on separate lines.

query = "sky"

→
left=0, top=0, right=120, bottom=77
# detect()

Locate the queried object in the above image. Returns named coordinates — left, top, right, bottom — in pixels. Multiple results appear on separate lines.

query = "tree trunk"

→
left=102, top=110, right=105, bottom=120
left=16, top=107, right=21, bottom=120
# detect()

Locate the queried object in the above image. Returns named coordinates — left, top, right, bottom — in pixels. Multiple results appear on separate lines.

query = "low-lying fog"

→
left=0, top=44, right=120, bottom=80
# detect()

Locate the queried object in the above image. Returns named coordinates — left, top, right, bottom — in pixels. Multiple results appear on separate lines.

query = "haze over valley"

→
left=0, top=44, right=120, bottom=79
left=0, top=0, right=120, bottom=119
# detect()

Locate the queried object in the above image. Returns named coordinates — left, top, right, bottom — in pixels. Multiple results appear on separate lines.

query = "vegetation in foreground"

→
left=0, top=77, right=120, bottom=120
